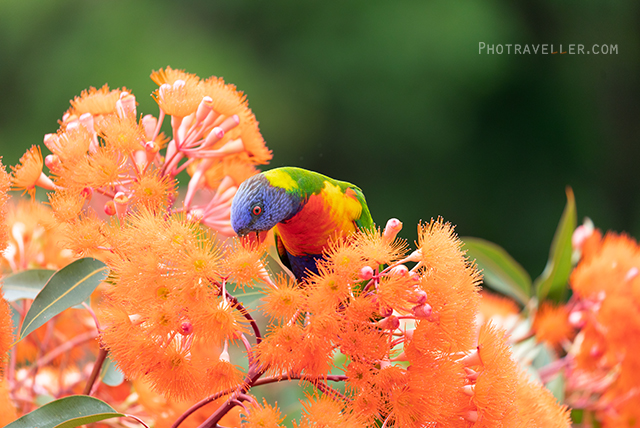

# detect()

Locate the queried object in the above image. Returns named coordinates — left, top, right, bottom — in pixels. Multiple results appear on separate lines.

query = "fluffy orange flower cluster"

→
left=100, top=209, right=262, bottom=400
left=0, top=161, right=18, bottom=425
left=13, top=66, right=270, bottom=245
left=567, top=228, right=640, bottom=426
left=0, top=161, right=12, bottom=367
left=245, top=219, right=571, bottom=427
left=0, top=69, right=572, bottom=427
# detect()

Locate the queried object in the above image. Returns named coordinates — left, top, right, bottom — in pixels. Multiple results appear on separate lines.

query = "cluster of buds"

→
left=11, top=67, right=270, bottom=243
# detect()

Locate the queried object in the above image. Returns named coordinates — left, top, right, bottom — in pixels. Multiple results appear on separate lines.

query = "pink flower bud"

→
left=379, top=305, right=393, bottom=318
left=104, top=201, right=116, bottom=216
left=568, top=310, right=585, bottom=328
left=80, top=187, right=93, bottom=201
left=116, top=94, right=136, bottom=117
left=203, top=126, right=225, bottom=148
left=410, top=290, right=427, bottom=305
left=389, top=265, right=409, bottom=276
left=44, top=154, right=60, bottom=171
left=359, top=266, right=374, bottom=280
left=158, top=83, right=171, bottom=100
left=382, top=218, right=403, bottom=244
left=219, top=114, right=240, bottom=133
left=79, top=112, right=95, bottom=133
left=218, top=139, right=244, bottom=155
left=196, top=96, right=214, bottom=123
left=113, top=192, right=130, bottom=219
left=412, top=303, right=432, bottom=319
left=43, top=133, right=58, bottom=152
left=572, top=219, right=594, bottom=250
left=141, top=115, right=158, bottom=140
left=179, top=322, right=194, bottom=336
left=377, top=315, right=400, bottom=331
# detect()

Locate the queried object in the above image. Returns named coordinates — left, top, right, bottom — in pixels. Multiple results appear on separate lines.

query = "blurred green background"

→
left=1, top=0, right=638, bottom=280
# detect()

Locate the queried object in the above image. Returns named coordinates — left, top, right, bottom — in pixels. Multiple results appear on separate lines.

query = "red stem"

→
left=83, top=347, right=108, bottom=395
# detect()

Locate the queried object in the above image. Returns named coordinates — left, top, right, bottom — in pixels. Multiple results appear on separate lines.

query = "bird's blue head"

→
left=231, top=173, right=303, bottom=237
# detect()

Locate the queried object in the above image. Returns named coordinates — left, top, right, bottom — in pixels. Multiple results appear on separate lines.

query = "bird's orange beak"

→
left=240, top=230, right=269, bottom=248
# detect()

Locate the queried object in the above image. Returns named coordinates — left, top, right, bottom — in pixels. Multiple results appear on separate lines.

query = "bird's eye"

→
left=252, top=205, right=262, bottom=216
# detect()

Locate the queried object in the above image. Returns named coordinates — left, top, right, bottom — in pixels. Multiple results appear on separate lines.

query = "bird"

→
left=230, top=167, right=374, bottom=281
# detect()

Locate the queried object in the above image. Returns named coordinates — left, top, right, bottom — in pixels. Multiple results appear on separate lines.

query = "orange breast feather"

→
left=275, top=182, right=362, bottom=257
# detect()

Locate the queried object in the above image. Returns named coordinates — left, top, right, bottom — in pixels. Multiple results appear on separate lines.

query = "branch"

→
left=225, top=291, right=262, bottom=344
left=170, top=389, right=237, bottom=428
left=83, top=347, right=108, bottom=395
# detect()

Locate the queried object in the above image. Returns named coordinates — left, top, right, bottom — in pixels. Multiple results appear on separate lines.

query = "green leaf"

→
left=2, top=269, right=56, bottom=301
left=101, top=355, right=125, bottom=387
left=534, top=187, right=577, bottom=303
left=571, top=409, right=584, bottom=423
left=545, top=370, right=565, bottom=403
left=5, top=395, right=124, bottom=428
left=16, top=258, right=109, bottom=344
left=462, top=237, right=531, bottom=306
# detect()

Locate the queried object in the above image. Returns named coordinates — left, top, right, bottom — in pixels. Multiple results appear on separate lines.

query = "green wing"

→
left=350, top=185, right=374, bottom=231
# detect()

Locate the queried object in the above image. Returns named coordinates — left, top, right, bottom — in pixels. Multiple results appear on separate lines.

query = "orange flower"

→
left=2, top=199, right=73, bottom=271
left=393, top=350, right=466, bottom=426
left=192, top=300, right=250, bottom=344
left=375, top=273, right=418, bottom=314
left=151, top=69, right=205, bottom=118
left=243, top=399, right=285, bottom=428
left=567, top=229, right=640, bottom=423
left=58, top=213, right=108, bottom=257
left=201, top=157, right=260, bottom=190
left=47, top=188, right=86, bottom=223
left=571, top=232, right=640, bottom=298
left=297, top=395, right=363, bottom=428
left=0, top=288, right=13, bottom=377
left=260, top=274, right=304, bottom=321
left=67, top=84, right=125, bottom=117
left=414, top=218, right=481, bottom=352
left=319, top=237, right=364, bottom=280
left=515, top=369, right=571, bottom=428
left=130, top=171, right=177, bottom=211
left=255, top=323, right=304, bottom=376
left=11, top=145, right=52, bottom=197
left=95, top=114, right=146, bottom=153
left=471, top=323, right=519, bottom=426
left=305, top=266, right=352, bottom=310
left=353, top=227, right=407, bottom=266
left=204, top=357, right=245, bottom=394
left=61, top=145, right=126, bottom=189
left=44, top=126, right=93, bottom=164
left=533, top=303, right=575, bottom=349
left=150, top=66, right=201, bottom=87
left=100, top=208, right=257, bottom=400
left=0, top=379, right=17, bottom=426
left=202, top=76, right=272, bottom=165
left=223, top=237, right=268, bottom=291
left=339, top=323, right=388, bottom=362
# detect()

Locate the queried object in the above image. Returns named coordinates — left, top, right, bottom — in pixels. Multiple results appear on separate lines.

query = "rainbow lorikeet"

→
left=230, top=167, right=374, bottom=281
